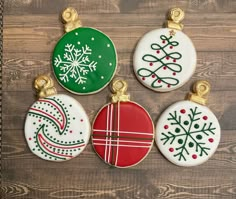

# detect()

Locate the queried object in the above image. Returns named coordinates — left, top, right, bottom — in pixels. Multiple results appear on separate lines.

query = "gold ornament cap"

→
left=111, top=79, right=130, bottom=103
left=166, top=7, right=185, bottom=31
left=187, top=80, right=211, bottom=105
left=62, top=7, right=82, bottom=32
left=34, top=75, right=57, bottom=99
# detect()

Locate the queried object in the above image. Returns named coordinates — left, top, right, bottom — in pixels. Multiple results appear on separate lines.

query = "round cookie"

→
left=53, top=27, right=117, bottom=95
left=156, top=100, right=220, bottom=166
left=25, top=94, right=90, bottom=161
left=92, top=101, right=154, bottom=168
left=133, top=28, right=196, bottom=92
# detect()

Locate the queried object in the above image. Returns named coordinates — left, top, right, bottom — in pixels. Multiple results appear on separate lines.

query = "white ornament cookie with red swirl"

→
left=25, top=94, right=90, bottom=161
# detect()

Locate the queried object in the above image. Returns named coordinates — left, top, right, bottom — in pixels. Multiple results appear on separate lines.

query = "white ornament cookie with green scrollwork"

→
left=133, top=8, right=196, bottom=92
left=133, top=28, right=196, bottom=92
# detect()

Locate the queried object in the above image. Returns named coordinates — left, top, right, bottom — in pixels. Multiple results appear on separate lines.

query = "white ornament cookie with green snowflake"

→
left=156, top=81, right=221, bottom=166
left=52, top=8, right=117, bottom=95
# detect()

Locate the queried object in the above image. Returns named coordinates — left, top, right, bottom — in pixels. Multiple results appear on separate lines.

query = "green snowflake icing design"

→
left=137, top=34, right=183, bottom=88
left=161, top=107, right=216, bottom=161
left=54, top=44, right=97, bottom=84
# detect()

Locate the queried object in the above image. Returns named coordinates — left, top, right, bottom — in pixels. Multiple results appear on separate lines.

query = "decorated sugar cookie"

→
left=24, top=75, right=90, bottom=161
left=133, top=8, right=196, bottom=92
left=52, top=7, right=117, bottom=95
left=156, top=80, right=220, bottom=166
left=92, top=79, right=154, bottom=168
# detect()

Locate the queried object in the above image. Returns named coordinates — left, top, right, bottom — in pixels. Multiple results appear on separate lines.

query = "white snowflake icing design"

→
left=54, top=44, right=97, bottom=84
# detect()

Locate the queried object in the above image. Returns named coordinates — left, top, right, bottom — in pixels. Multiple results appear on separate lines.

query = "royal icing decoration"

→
left=92, top=80, right=154, bottom=168
left=25, top=75, right=90, bottom=161
left=156, top=81, right=221, bottom=166
left=133, top=8, right=196, bottom=92
left=52, top=7, right=117, bottom=95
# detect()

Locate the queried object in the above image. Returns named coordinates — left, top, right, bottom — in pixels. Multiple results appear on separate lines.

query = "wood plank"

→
left=4, top=13, right=236, bottom=27
left=2, top=51, right=236, bottom=92
left=1, top=170, right=236, bottom=198
left=3, top=14, right=236, bottom=53
left=4, top=0, right=236, bottom=15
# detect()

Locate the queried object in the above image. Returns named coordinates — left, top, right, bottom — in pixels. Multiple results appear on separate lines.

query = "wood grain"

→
left=3, top=14, right=236, bottom=53
left=4, top=0, right=236, bottom=14
left=1, top=0, right=236, bottom=199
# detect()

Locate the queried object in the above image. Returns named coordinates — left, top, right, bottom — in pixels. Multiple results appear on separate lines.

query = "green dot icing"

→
left=175, top=128, right=180, bottom=133
left=178, top=139, right=183, bottom=144
left=189, top=142, right=194, bottom=148
left=184, top=121, right=189, bottom=125
left=196, top=135, right=202, bottom=140
left=52, top=27, right=117, bottom=94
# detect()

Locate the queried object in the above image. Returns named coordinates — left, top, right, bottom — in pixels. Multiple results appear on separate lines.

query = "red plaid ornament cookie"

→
left=92, top=80, right=154, bottom=168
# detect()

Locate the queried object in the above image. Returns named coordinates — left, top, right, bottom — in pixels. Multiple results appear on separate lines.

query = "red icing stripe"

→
left=39, top=133, right=85, bottom=149
left=38, top=99, right=66, bottom=129
left=30, top=108, right=63, bottom=130
left=38, top=134, right=73, bottom=158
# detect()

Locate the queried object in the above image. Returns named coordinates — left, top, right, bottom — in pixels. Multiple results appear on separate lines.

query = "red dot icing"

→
left=70, top=130, right=73, bottom=133
left=80, top=119, right=83, bottom=122
left=162, top=40, right=165, bottom=44
left=39, top=119, right=41, bottom=122
left=167, top=84, right=171, bottom=88
left=209, top=138, right=214, bottom=143
left=29, top=137, right=32, bottom=141
left=166, top=56, right=170, bottom=60
left=173, top=59, right=176, bottom=62
left=192, top=154, right=197, bottom=159
left=164, top=125, right=169, bottom=129
left=149, top=63, right=153, bottom=66
left=169, top=148, right=174, bottom=152
left=203, top=116, right=208, bottom=120
left=163, top=66, right=167, bottom=70
left=158, top=80, right=161, bottom=83
left=180, top=109, right=186, bottom=114
left=156, top=50, right=160, bottom=54
left=152, top=74, right=155, bottom=78
left=173, top=72, right=176, bottom=76
left=142, top=77, right=145, bottom=80
left=170, top=46, right=173, bottom=49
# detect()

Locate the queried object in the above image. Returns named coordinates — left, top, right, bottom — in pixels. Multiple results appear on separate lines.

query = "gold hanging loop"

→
left=62, top=7, right=82, bottom=32
left=111, top=79, right=130, bottom=103
left=187, top=80, right=211, bottom=105
left=166, top=7, right=185, bottom=31
left=34, top=75, right=57, bottom=99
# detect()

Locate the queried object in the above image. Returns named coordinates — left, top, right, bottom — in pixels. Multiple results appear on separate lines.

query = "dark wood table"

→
left=1, top=1, right=236, bottom=198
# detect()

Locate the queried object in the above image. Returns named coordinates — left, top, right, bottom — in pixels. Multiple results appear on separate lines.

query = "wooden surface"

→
left=1, top=0, right=236, bottom=198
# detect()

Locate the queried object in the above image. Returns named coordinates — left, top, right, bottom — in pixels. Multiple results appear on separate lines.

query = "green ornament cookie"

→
left=52, top=8, right=117, bottom=95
